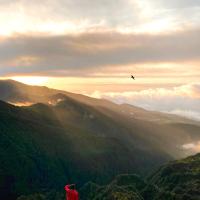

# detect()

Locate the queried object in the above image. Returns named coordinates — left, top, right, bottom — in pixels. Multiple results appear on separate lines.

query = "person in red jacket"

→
left=64, top=184, right=79, bottom=200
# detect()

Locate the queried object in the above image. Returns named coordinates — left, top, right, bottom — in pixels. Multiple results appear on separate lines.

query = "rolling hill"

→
left=15, top=153, right=200, bottom=199
left=0, top=80, right=200, bottom=199
left=0, top=100, right=169, bottom=199
left=0, top=79, right=200, bottom=157
left=80, top=153, right=200, bottom=200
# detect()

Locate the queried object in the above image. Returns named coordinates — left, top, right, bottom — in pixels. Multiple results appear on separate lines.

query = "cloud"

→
left=0, top=0, right=138, bottom=23
left=0, top=0, right=140, bottom=35
left=0, top=29, right=200, bottom=77
left=88, top=83, right=200, bottom=121
left=182, top=141, right=200, bottom=154
left=155, top=0, right=200, bottom=9
left=169, top=110, right=200, bottom=121
left=0, top=0, right=200, bottom=35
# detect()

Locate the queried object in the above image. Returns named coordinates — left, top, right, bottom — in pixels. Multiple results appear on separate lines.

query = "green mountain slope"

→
left=0, top=80, right=200, bottom=199
left=149, top=153, right=200, bottom=200
left=0, top=80, right=200, bottom=158
left=16, top=154, right=200, bottom=199
left=80, top=153, right=200, bottom=200
left=0, top=100, right=169, bottom=199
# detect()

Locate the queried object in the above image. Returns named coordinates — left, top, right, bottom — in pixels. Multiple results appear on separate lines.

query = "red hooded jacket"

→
left=65, top=185, right=79, bottom=200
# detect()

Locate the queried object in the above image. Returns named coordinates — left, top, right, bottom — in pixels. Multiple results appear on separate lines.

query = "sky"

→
left=0, top=0, right=200, bottom=120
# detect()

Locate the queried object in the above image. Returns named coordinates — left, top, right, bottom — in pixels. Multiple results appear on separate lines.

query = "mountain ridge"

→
left=0, top=99, right=171, bottom=199
left=0, top=79, right=198, bottom=125
left=0, top=80, right=200, bottom=199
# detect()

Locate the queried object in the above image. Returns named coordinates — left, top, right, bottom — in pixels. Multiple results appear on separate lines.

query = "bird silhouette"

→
left=131, top=75, right=135, bottom=80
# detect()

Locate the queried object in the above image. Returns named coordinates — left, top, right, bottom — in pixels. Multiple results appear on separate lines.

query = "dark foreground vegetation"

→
left=15, top=153, right=200, bottom=200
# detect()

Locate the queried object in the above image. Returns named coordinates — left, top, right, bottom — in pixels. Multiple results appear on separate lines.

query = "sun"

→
left=11, top=76, right=49, bottom=86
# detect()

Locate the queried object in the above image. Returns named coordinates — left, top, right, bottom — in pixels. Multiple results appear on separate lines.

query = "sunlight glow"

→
left=11, top=76, right=49, bottom=86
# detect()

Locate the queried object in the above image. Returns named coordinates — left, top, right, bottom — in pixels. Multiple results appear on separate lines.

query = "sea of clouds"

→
left=89, top=83, right=200, bottom=121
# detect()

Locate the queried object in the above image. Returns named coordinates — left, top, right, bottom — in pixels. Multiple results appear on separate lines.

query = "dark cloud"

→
left=0, top=29, right=200, bottom=76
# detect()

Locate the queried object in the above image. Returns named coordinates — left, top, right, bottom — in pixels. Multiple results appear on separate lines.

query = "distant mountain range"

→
left=0, top=79, right=198, bottom=125
left=0, top=80, right=200, bottom=199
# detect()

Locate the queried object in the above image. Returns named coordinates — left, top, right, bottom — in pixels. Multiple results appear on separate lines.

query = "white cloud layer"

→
left=0, top=0, right=200, bottom=35
left=182, top=141, right=200, bottom=154
left=88, top=83, right=200, bottom=121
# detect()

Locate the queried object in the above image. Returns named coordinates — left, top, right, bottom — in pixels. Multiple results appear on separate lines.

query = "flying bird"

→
left=131, top=75, right=135, bottom=80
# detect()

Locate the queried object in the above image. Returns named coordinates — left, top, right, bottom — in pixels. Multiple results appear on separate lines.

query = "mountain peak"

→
left=0, top=79, right=26, bottom=85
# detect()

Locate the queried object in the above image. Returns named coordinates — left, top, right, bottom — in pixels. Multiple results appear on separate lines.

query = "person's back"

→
left=65, top=184, right=79, bottom=200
